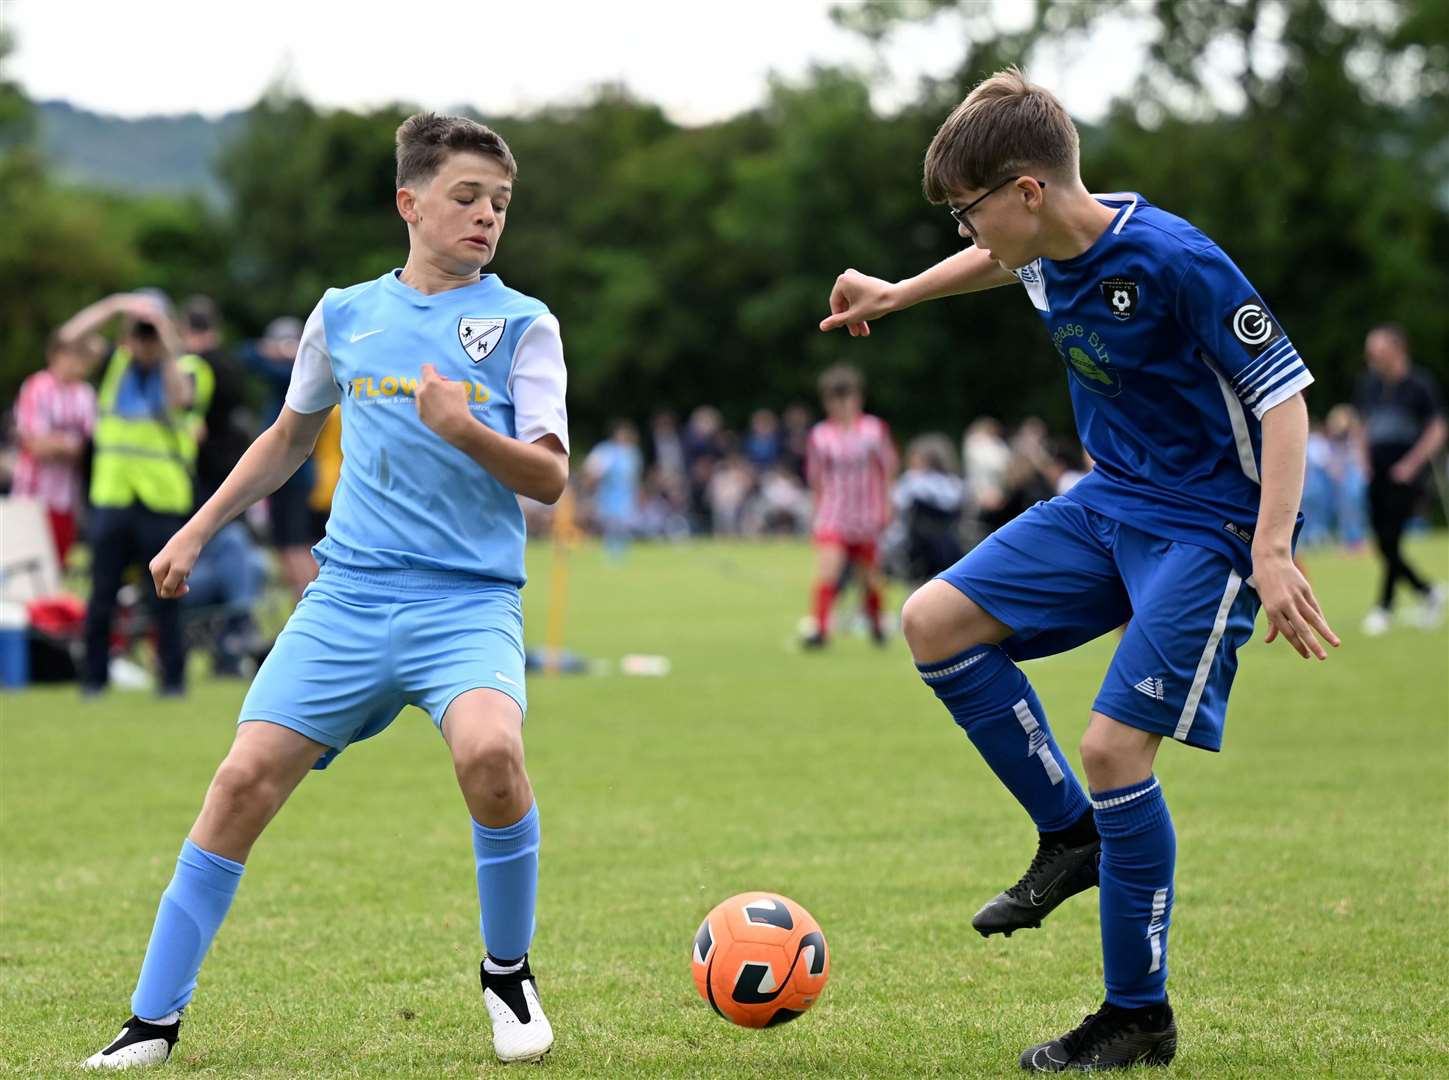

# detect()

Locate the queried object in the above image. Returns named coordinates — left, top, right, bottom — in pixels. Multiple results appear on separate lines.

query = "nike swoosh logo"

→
left=350, top=328, right=385, bottom=343
left=494, top=671, right=519, bottom=687
left=1028, top=870, right=1069, bottom=906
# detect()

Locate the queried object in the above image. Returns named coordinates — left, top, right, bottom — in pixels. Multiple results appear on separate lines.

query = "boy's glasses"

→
left=948, top=176, right=1046, bottom=242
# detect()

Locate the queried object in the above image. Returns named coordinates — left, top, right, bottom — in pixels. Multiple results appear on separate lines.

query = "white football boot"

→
left=480, top=956, right=553, bottom=1063
left=82, top=1013, right=180, bottom=1070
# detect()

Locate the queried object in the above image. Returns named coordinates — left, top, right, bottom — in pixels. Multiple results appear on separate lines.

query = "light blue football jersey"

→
left=287, top=270, right=568, bottom=586
left=1012, top=193, right=1313, bottom=575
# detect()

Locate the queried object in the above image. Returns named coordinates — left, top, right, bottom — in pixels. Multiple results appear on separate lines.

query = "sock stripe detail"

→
left=1146, top=886, right=1169, bottom=973
left=1012, top=699, right=1065, bottom=786
left=918, top=650, right=987, bottom=681
left=1091, top=778, right=1160, bottom=810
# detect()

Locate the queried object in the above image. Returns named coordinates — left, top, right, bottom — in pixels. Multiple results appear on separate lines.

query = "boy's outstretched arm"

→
left=1253, top=392, right=1340, bottom=660
left=150, top=405, right=332, bottom=598
left=820, top=246, right=1017, bottom=337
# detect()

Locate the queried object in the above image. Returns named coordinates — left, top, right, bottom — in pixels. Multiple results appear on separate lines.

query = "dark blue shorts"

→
left=938, top=497, right=1259, bottom=751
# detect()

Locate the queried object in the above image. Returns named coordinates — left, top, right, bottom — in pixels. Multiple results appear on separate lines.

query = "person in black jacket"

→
left=1355, top=324, right=1447, bottom=635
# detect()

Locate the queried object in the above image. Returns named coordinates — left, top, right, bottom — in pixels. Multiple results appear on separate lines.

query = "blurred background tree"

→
left=5, top=0, right=1445, bottom=445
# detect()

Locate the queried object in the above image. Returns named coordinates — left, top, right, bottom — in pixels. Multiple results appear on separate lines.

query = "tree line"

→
left=4, top=0, right=1446, bottom=446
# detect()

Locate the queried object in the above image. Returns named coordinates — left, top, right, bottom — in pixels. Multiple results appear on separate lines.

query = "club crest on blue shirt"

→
left=1099, top=277, right=1139, bottom=321
left=458, top=317, right=506, bottom=363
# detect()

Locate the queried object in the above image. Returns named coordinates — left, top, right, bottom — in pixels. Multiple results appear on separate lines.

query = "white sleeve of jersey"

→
left=285, top=297, right=341, bottom=414
left=509, top=314, right=570, bottom=454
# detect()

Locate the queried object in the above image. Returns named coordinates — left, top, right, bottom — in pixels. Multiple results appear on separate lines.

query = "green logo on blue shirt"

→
left=1051, top=323, right=1122, bottom=397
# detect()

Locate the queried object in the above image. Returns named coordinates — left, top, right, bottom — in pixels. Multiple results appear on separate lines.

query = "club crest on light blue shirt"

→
left=459, top=317, right=507, bottom=363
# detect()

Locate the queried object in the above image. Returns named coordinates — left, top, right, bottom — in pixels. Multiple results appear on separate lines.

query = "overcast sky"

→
left=4, top=0, right=1154, bottom=125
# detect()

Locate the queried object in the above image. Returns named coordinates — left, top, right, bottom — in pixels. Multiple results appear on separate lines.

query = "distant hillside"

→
left=36, top=100, right=245, bottom=202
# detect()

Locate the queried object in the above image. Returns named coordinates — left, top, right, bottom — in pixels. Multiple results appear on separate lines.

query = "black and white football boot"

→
left=480, top=955, right=553, bottom=1063
left=973, top=817, right=1101, bottom=938
left=82, top=1013, right=180, bottom=1070
left=1020, top=999, right=1177, bottom=1071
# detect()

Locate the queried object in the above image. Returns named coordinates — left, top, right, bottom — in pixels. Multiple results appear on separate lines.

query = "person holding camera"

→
left=55, top=291, right=213, bottom=696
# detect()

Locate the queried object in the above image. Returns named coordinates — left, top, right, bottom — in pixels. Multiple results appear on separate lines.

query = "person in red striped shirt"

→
left=801, top=364, right=898, bottom=648
left=12, top=331, right=104, bottom=562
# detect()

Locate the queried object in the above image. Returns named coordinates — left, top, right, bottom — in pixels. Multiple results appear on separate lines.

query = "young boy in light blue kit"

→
left=84, top=113, right=568, bottom=1069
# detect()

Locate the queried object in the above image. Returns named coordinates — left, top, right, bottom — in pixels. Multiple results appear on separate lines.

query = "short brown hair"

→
left=395, top=112, right=517, bottom=189
left=922, top=67, right=1079, bottom=204
left=819, top=363, right=864, bottom=399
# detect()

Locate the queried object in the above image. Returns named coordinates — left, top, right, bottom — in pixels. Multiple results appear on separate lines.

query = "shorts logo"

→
left=1099, top=277, right=1139, bottom=321
left=1222, top=520, right=1254, bottom=544
left=1225, top=298, right=1283, bottom=357
left=1133, top=676, right=1166, bottom=702
left=459, top=317, right=506, bottom=363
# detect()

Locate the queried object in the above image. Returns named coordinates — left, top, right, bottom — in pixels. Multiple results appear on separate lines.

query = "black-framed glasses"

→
left=948, top=175, right=1047, bottom=240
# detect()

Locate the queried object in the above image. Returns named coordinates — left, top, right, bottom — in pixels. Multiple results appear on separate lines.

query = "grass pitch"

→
left=2, top=535, right=1446, bottom=1077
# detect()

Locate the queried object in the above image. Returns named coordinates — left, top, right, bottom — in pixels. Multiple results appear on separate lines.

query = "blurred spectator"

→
left=891, top=433, right=966, bottom=583
left=962, top=417, right=1011, bottom=533
left=1048, top=440, right=1090, bottom=495
left=650, top=410, right=686, bottom=483
left=1323, top=404, right=1368, bottom=549
left=779, top=403, right=813, bottom=482
left=801, top=365, right=896, bottom=647
left=1355, top=324, right=1447, bottom=634
left=242, top=316, right=318, bottom=598
left=1301, top=420, right=1336, bottom=547
left=745, top=465, right=812, bottom=536
left=584, top=419, right=644, bottom=557
left=707, top=454, right=756, bottom=535
left=59, top=290, right=211, bottom=696
left=182, top=521, right=267, bottom=677
left=11, top=330, right=103, bottom=562
left=742, top=408, right=782, bottom=472
left=307, top=405, right=344, bottom=538
left=184, top=295, right=253, bottom=504
left=683, top=405, right=728, bottom=534
left=636, top=465, right=691, bottom=540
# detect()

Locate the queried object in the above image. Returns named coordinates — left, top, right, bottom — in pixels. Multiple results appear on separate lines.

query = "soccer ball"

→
left=691, top=891, right=829, bottom=1028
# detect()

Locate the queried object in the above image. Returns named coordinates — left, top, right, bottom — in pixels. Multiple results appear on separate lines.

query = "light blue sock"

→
left=1094, top=775, right=1175, bottom=1008
left=472, top=803, right=540, bottom=962
left=131, top=839, right=245, bottom=1020
left=919, top=645, right=1090, bottom=833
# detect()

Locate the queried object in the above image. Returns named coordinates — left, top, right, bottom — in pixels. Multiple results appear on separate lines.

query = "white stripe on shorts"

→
left=1174, top=569, right=1243, bottom=742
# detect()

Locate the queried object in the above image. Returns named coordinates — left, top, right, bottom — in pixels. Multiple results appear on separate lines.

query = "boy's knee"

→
left=208, top=756, right=286, bottom=820
left=1078, top=728, right=1115, bottom=779
left=454, top=731, right=525, bottom=792
left=902, top=581, right=1002, bottom=663
left=901, top=587, right=948, bottom=659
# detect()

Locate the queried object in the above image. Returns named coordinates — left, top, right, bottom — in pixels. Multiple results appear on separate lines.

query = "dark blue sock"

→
left=918, top=645, right=1089, bottom=833
left=472, top=803, right=540, bottom=962
left=1093, top=775, right=1175, bottom=1008
left=131, top=838, right=245, bottom=1021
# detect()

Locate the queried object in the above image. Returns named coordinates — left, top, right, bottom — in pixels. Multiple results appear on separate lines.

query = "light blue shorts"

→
left=240, top=564, right=527, bottom=769
left=939, top=497, right=1260, bottom=752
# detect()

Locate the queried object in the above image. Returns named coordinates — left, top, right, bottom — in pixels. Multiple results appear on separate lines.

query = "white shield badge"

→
left=458, top=317, right=506, bottom=363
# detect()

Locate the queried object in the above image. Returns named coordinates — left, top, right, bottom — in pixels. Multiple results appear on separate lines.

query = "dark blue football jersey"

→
left=1012, top=193, right=1312, bottom=575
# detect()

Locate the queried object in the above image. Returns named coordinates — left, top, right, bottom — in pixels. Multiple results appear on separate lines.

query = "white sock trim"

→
left=484, top=955, right=526, bottom=975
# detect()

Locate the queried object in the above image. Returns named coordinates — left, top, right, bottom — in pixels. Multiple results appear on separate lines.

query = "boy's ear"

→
left=396, top=186, right=418, bottom=224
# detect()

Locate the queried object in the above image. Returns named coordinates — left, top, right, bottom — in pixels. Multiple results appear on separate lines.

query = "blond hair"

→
left=922, top=67, right=1078, bottom=204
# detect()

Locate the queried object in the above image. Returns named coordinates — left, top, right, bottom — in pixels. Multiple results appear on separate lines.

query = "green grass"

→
left=3, top=535, right=1447, bottom=1077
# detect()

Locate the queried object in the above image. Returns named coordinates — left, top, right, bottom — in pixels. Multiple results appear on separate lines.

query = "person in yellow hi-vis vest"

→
left=55, top=291, right=213, bottom=697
